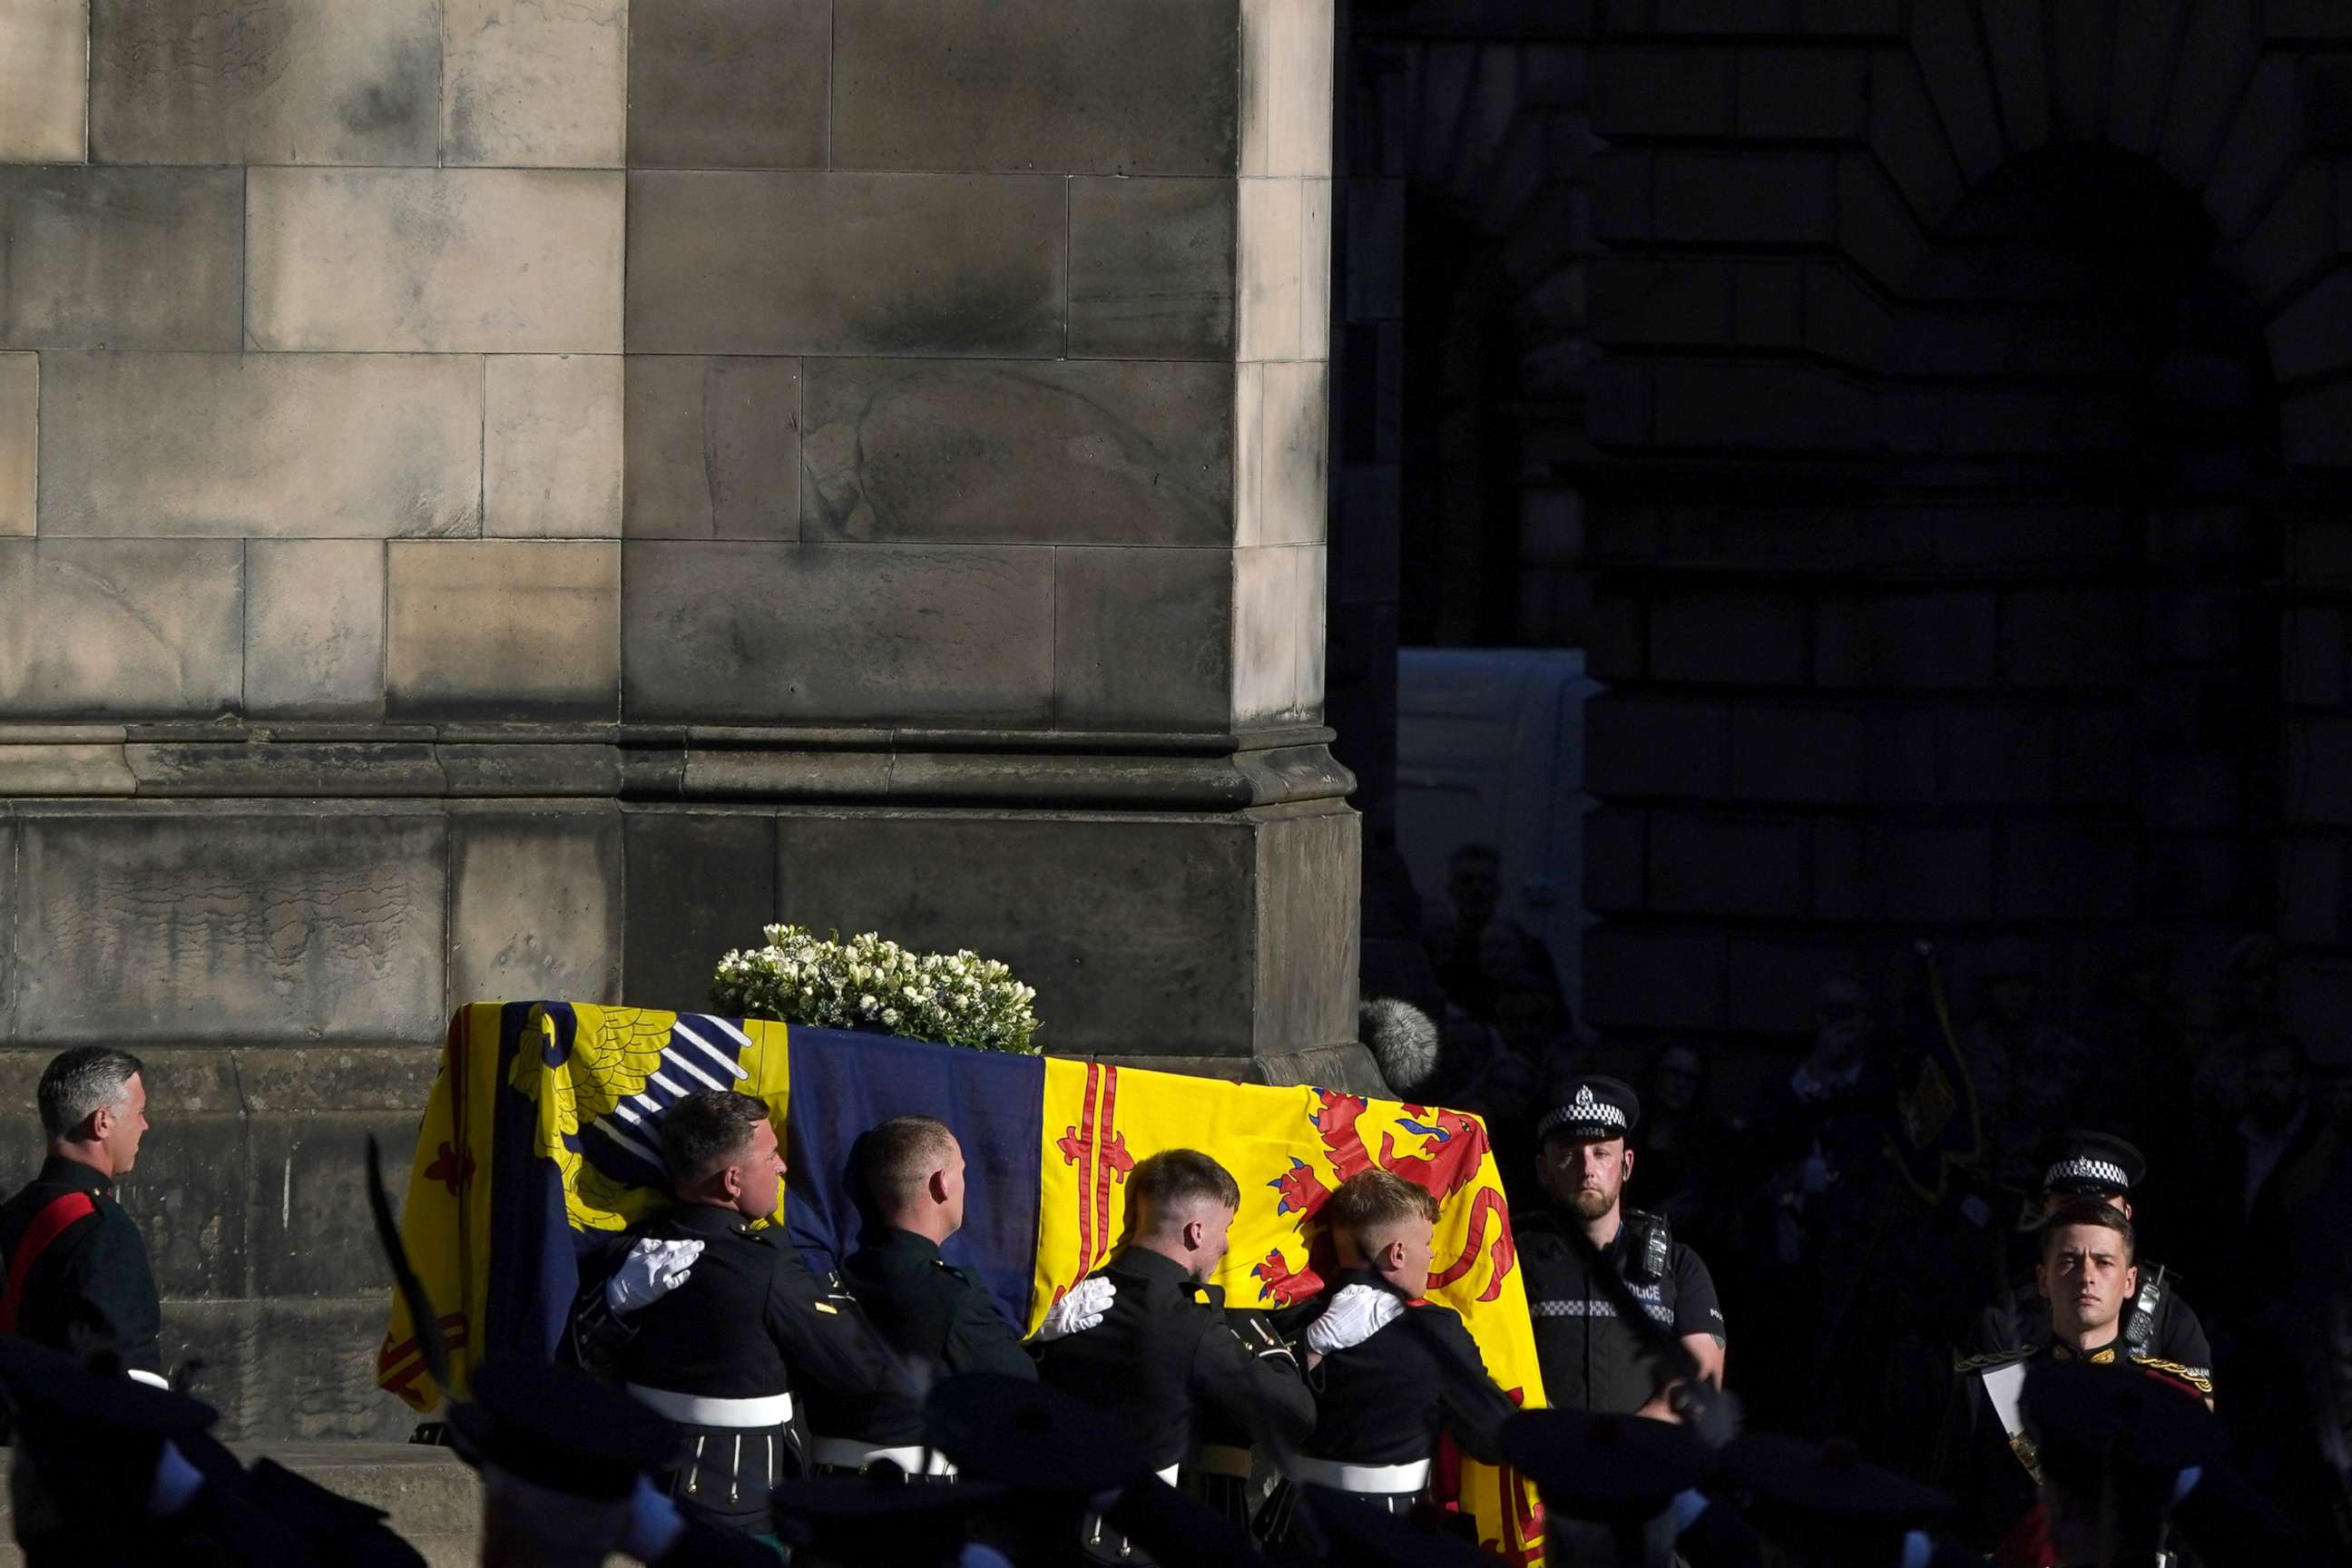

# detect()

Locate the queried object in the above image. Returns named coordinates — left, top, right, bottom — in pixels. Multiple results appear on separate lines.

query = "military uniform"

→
left=1275, top=1269, right=1516, bottom=1510
left=1179, top=1298, right=1298, bottom=1531
left=0, top=1153, right=162, bottom=1382
left=609, top=1202, right=920, bottom=1534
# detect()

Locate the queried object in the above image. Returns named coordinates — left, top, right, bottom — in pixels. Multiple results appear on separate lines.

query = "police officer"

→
left=599, top=1090, right=920, bottom=1536
left=1269, top=1171, right=1517, bottom=1527
left=1518, top=1076, right=1727, bottom=1416
left=1964, top=1130, right=2213, bottom=1393
left=0, top=1049, right=162, bottom=1385
left=1032, top=1148, right=1313, bottom=1562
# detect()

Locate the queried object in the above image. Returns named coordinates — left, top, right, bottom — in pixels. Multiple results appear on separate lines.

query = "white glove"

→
left=1035, top=1276, right=1116, bottom=1341
left=1304, top=1283, right=1404, bottom=1356
left=603, top=1238, right=704, bottom=1315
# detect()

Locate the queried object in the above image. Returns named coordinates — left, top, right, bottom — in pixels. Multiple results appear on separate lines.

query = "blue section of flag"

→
left=485, top=1001, right=582, bottom=1366
left=781, top=1028, right=1045, bottom=1332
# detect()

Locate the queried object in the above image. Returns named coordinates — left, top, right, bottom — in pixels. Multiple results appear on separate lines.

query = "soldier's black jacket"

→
left=1278, top=1269, right=1517, bottom=1465
left=1515, top=1208, right=1724, bottom=1415
left=839, top=1226, right=1036, bottom=1380
left=614, top=1203, right=922, bottom=1445
left=1032, top=1247, right=1314, bottom=1472
left=1965, top=1268, right=2213, bottom=1391
left=0, top=1154, right=162, bottom=1376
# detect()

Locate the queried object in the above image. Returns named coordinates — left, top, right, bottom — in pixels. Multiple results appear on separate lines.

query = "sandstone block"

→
left=385, top=541, right=621, bottom=720
left=443, top=0, right=625, bottom=168
left=1594, top=46, right=1733, bottom=137
left=1653, top=152, right=1835, bottom=243
left=834, top=0, right=1240, bottom=174
left=245, top=541, right=386, bottom=720
left=1815, top=591, right=1999, bottom=688
left=1730, top=705, right=1865, bottom=803
left=1738, top=47, right=1867, bottom=137
left=1583, top=808, right=1646, bottom=913
left=1237, top=360, right=1327, bottom=546
left=485, top=356, right=622, bottom=538
left=0, top=540, right=242, bottom=719
left=623, top=357, right=800, bottom=541
left=1979, top=0, right=2049, bottom=151
left=0, top=168, right=242, bottom=350
left=622, top=812, right=777, bottom=1014
left=250, top=1113, right=416, bottom=1298
left=39, top=352, right=483, bottom=539
left=626, top=0, right=830, bottom=170
left=1649, top=590, right=1807, bottom=684
left=1584, top=695, right=1730, bottom=798
left=247, top=169, right=623, bottom=353
left=1241, top=0, right=1334, bottom=177
left=0, top=354, right=29, bottom=535
left=1582, top=926, right=1725, bottom=1033
left=0, top=818, right=14, bottom=1040
left=1231, top=544, right=1321, bottom=724
left=253, top=1298, right=419, bottom=1441
left=1054, top=547, right=1231, bottom=730
left=90, top=0, right=438, bottom=165
left=0, top=0, right=85, bottom=161
left=800, top=358, right=1231, bottom=546
left=1067, top=178, right=1235, bottom=359
left=448, top=809, right=622, bottom=1010
left=773, top=812, right=1257, bottom=1055
left=1251, top=804, right=1357, bottom=1054
left=1647, top=811, right=1808, bottom=916
left=233, top=1044, right=443, bottom=1113
left=626, top=172, right=1064, bottom=357
left=12, top=808, right=448, bottom=1043
left=622, top=542, right=1055, bottom=724
left=1238, top=177, right=1306, bottom=363
left=0, top=743, right=135, bottom=796
left=1908, top=0, right=2002, bottom=181
left=114, top=1115, right=246, bottom=1298
left=160, top=1301, right=260, bottom=1443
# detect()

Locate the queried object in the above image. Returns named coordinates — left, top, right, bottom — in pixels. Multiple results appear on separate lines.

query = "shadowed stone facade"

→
left=0, top=0, right=1351, bottom=1441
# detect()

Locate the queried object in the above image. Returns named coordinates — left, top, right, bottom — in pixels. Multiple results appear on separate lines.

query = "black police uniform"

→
left=0, top=1153, right=162, bottom=1380
left=1519, top=1080, right=1728, bottom=1416
left=608, top=1202, right=921, bottom=1534
left=1963, top=1132, right=2216, bottom=1396
left=1277, top=1269, right=1516, bottom=1512
left=1034, top=1247, right=1314, bottom=1561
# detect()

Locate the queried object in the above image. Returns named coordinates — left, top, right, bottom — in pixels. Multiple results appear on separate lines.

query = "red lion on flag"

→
left=1252, top=1090, right=1518, bottom=1307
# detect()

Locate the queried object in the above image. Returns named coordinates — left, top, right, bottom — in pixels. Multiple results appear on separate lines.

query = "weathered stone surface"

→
left=246, top=541, right=386, bottom=720
left=250, top=1112, right=416, bottom=1298
left=1232, top=544, right=1320, bottom=723
left=622, top=811, right=777, bottom=1013
left=0, top=540, right=243, bottom=719
left=0, top=1045, right=242, bottom=1118
left=626, top=172, right=1065, bottom=357
left=233, top=1045, right=443, bottom=1112
left=1241, top=0, right=1334, bottom=178
left=0, top=355, right=28, bottom=535
left=485, top=356, right=622, bottom=538
left=833, top=0, right=1239, bottom=174
left=1252, top=804, right=1358, bottom=1054
left=800, top=359, right=1231, bottom=546
left=441, top=742, right=621, bottom=797
left=1054, top=547, right=1231, bottom=729
left=625, top=0, right=830, bottom=170
left=1068, top=177, right=1236, bottom=360
left=90, top=0, right=439, bottom=165
left=1238, top=177, right=1307, bottom=363
left=39, top=352, right=483, bottom=539
left=385, top=541, right=621, bottom=720
left=0, top=0, right=86, bottom=162
left=12, top=808, right=448, bottom=1043
left=623, top=357, right=800, bottom=540
left=115, top=1115, right=246, bottom=1298
left=0, top=169, right=242, bottom=350
left=247, top=169, right=623, bottom=353
left=774, top=812, right=1257, bottom=1054
left=160, top=1300, right=262, bottom=1442
left=125, top=743, right=443, bottom=799
left=448, top=809, right=622, bottom=1009
left=622, top=543, right=1055, bottom=724
left=0, top=743, right=135, bottom=796
left=443, top=0, right=625, bottom=168
left=253, top=1298, right=418, bottom=1441
left=1238, top=360, right=1327, bottom=545
left=0, top=818, right=12, bottom=1039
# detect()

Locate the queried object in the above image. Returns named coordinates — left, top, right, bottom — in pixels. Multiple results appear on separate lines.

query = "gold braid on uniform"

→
left=2130, top=1356, right=2214, bottom=1396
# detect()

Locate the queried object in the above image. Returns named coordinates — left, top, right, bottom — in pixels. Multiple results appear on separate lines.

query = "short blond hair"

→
left=1325, top=1170, right=1439, bottom=1252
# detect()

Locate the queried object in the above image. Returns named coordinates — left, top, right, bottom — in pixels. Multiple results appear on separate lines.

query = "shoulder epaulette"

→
left=1953, top=1347, right=2034, bottom=1375
left=2130, top=1356, right=2214, bottom=1395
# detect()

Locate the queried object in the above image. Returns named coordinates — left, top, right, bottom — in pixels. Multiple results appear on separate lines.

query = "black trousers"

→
left=664, top=1419, right=795, bottom=1537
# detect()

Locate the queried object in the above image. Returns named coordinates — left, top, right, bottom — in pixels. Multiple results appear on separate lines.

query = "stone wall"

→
left=0, top=0, right=1355, bottom=1438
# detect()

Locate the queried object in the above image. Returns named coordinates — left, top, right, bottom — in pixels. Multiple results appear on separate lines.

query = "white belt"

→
left=1154, top=1464, right=1181, bottom=1486
left=1192, top=1444, right=1254, bottom=1479
left=1286, top=1455, right=1430, bottom=1494
left=809, top=1437, right=957, bottom=1477
left=626, top=1384, right=794, bottom=1429
left=127, top=1369, right=171, bottom=1391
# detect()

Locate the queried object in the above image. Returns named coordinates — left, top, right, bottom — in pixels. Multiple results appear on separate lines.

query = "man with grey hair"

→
left=0, top=1048, right=162, bottom=1385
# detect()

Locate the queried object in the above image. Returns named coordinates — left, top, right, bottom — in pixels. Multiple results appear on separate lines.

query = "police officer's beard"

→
left=1569, top=1187, right=1615, bottom=1221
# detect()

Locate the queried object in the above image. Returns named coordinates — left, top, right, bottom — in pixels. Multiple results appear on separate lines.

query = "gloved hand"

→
left=1035, top=1276, right=1116, bottom=1341
left=1304, top=1283, right=1404, bottom=1356
left=603, top=1238, right=704, bottom=1315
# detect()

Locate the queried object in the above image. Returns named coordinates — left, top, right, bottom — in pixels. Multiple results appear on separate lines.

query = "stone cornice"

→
left=0, top=724, right=1357, bottom=811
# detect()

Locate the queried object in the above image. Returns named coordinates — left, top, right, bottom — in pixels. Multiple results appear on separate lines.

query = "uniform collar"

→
left=38, top=1152, right=112, bottom=1194
left=863, top=1227, right=943, bottom=1264
left=1108, top=1246, right=1200, bottom=1292
left=665, top=1200, right=762, bottom=1236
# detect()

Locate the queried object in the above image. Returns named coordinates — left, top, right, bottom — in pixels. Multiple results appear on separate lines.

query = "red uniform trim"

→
left=0, top=1191, right=100, bottom=1335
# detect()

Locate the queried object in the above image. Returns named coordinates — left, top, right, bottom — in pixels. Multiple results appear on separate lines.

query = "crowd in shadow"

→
left=1367, top=842, right=2352, bottom=1548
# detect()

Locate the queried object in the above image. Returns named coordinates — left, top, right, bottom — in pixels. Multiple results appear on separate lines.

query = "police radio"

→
left=2122, top=1263, right=2167, bottom=1355
left=1624, top=1210, right=1671, bottom=1284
